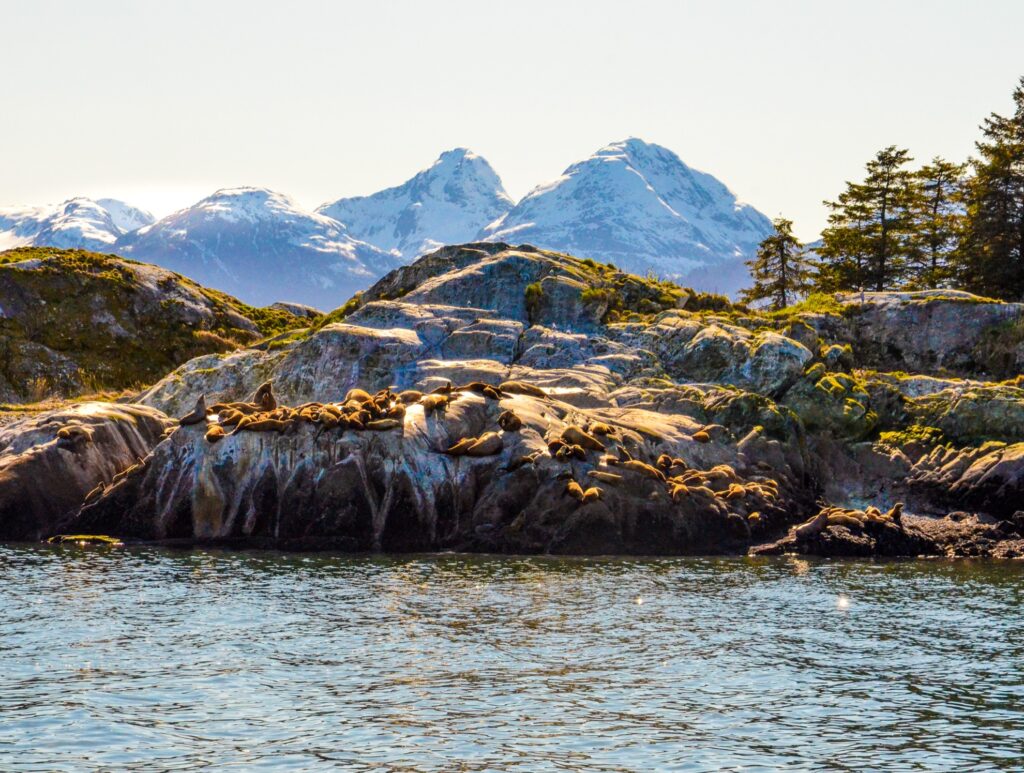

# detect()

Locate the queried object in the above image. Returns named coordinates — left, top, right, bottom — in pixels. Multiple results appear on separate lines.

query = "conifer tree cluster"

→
left=741, top=77, right=1024, bottom=306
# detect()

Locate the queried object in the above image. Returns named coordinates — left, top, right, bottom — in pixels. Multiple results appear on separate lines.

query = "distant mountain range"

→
left=0, top=139, right=773, bottom=307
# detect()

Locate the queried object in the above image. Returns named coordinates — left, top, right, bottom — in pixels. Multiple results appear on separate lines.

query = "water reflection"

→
left=1, top=545, right=1022, bottom=770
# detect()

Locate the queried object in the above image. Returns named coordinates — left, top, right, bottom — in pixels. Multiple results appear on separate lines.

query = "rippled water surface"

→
left=2, top=546, right=1023, bottom=771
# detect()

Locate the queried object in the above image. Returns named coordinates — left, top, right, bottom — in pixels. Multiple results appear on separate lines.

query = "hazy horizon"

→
left=3, top=0, right=1023, bottom=240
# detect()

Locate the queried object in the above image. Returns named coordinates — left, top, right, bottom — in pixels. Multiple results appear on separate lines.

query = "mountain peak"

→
left=480, top=139, right=772, bottom=294
left=317, top=149, right=513, bottom=259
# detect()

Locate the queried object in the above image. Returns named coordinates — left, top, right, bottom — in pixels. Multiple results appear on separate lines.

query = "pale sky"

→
left=2, top=0, right=1022, bottom=240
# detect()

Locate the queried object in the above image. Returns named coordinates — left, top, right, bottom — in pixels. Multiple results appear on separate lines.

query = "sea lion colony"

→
left=173, top=378, right=782, bottom=520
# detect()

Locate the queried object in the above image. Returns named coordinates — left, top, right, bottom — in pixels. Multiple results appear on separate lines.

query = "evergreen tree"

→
left=740, top=217, right=813, bottom=310
left=963, top=77, right=1024, bottom=299
left=906, top=157, right=967, bottom=288
left=817, top=146, right=918, bottom=292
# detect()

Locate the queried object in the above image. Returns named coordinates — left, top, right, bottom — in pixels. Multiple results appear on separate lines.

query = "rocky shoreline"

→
left=4, top=243, right=1024, bottom=558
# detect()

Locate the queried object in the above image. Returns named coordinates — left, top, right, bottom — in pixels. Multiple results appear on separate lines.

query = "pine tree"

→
left=906, top=157, right=967, bottom=288
left=740, top=217, right=813, bottom=310
left=817, top=146, right=918, bottom=292
left=963, top=77, right=1024, bottom=299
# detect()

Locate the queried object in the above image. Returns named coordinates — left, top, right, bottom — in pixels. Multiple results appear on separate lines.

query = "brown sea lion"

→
left=466, top=432, right=503, bottom=457
left=498, top=380, right=546, bottom=398
left=420, top=394, right=450, bottom=413
left=430, top=381, right=454, bottom=395
left=669, top=483, right=690, bottom=501
left=507, top=452, right=540, bottom=471
left=621, top=460, right=666, bottom=482
left=793, top=511, right=829, bottom=540
left=656, top=453, right=673, bottom=471
left=827, top=512, right=864, bottom=530
left=205, top=424, right=226, bottom=443
left=366, top=418, right=402, bottom=431
left=447, top=437, right=476, bottom=455
left=587, top=470, right=623, bottom=484
left=887, top=502, right=904, bottom=523
left=565, top=480, right=585, bottom=501
left=398, top=389, right=424, bottom=404
left=692, top=431, right=711, bottom=443
left=589, top=421, right=614, bottom=436
left=177, top=396, right=208, bottom=426
left=498, top=410, right=522, bottom=432
left=251, top=381, right=277, bottom=411
left=581, top=486, right=603, bottom=504
left=561, top=426, right=604, bottom=451
left=387, top=403, right=406, bottom=420
left=345, top=388, right=373, bottom=404
left=481, top=385, right=503, bottom=401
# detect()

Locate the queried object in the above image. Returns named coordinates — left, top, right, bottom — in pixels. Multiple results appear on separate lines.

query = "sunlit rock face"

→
left=0, top=403, right=172, bottom=540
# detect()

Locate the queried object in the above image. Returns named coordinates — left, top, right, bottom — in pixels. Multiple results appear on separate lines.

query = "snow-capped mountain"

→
left=115, top=187, right=400, bottom=308
left=480, top=138, right=773, bottom=294
left=0, top=197, right=154, bottom=252
left=318, top=148, right=514, bottom=259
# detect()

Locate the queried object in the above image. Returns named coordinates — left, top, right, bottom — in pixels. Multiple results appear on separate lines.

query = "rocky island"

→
left=3, top=243, right=1024, bottom=558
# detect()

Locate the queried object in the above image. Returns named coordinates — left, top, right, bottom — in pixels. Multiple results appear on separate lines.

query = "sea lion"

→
left=430, top=381, right=454, bottom=395
left=398, top=389, right=424, bottom=404
left=387, top=403, right=406, bottom=420
left=793, top=511, right=829, bottom=540
left=600, top=454, right=620, bottom=466
left=456, top=381, right=496, bottom=395
left=620, top=460, right=666, bottom=482
left=245, top=418, right=289, bottom=433
left=251, top=381, right=277, bottom=411
left=569, top=444, right=587, bottom=461
left=482, top=385, right=503, bottom=400
left=205, top=424, right=226, bottom=443
left=692, top=431, right=711, bottom=444
left=587, top=470, right=623, bottom=485
left=565, top=480, right=585, bottom=501
left=722, top=483, right=746, bottom=500
left=747, top=511, right=762, bottom=524
left=498, top=410, right=522, bottom=432
left=581, top=487, right=603, bottom=504
left=420, top=394, right=450, bottom=413
left=466, top=432, right=503, bottom=457
left=446, top=437, right=476, bottom=455
left=499, top=380, right=547, bottom=398
left=555, top=445, right=574, bottom=462
left=886, top=502, right=904, bottom=523
left=218, top=409, right=245, bottom=427
left=656, top=453, right=673, bottom=471
left=56, top=425, right=94, bottom=450
left=669, top=483, right=689, bottom=501
left=177, top=396, right=208, bottom=426
left=589, top=421, right=614, bottom=436
left=83, top=483, right=106, bottom=504
left=366, top=418, right=402, bottom=431
left=827, top=512, right=864, bottom=530
left=561, top=426, right=605, bottom=452
left=507, top=452, right=540, bottom=471
left=345, top=388, right=374, bottom=404
left=616, top=445, right=634, bottom=463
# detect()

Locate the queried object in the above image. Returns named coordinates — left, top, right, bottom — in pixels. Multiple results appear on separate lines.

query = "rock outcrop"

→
left=5, top=244, right=1024, bottom=558
left=0, top=403, right=172, bottom=540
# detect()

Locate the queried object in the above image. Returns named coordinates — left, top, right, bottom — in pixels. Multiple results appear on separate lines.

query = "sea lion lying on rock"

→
left=561, top=426, right=605, bottom=452
left=499, top=380, right=546, bottom=398
left=447, top=432, right=503, bottom=457
left=498, top=410, right=522, bottom=432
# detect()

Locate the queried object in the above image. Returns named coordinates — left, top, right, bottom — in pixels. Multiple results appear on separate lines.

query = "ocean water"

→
left=1, top=545, right=1022, bottom=771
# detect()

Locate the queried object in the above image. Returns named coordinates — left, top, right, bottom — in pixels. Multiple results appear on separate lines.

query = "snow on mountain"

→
left=318, top=148, right=514, bottom=260
left=480, top=138, right=773, bottom=295
left=0, top=197, right=151, bottom=252
left=95, top=199, right=155, bottom=233
left=115, top=187, right=401, bottom=308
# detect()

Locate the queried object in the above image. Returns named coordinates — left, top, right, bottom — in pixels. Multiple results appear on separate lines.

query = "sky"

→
left=1, top=0, right=1023, bottom=240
